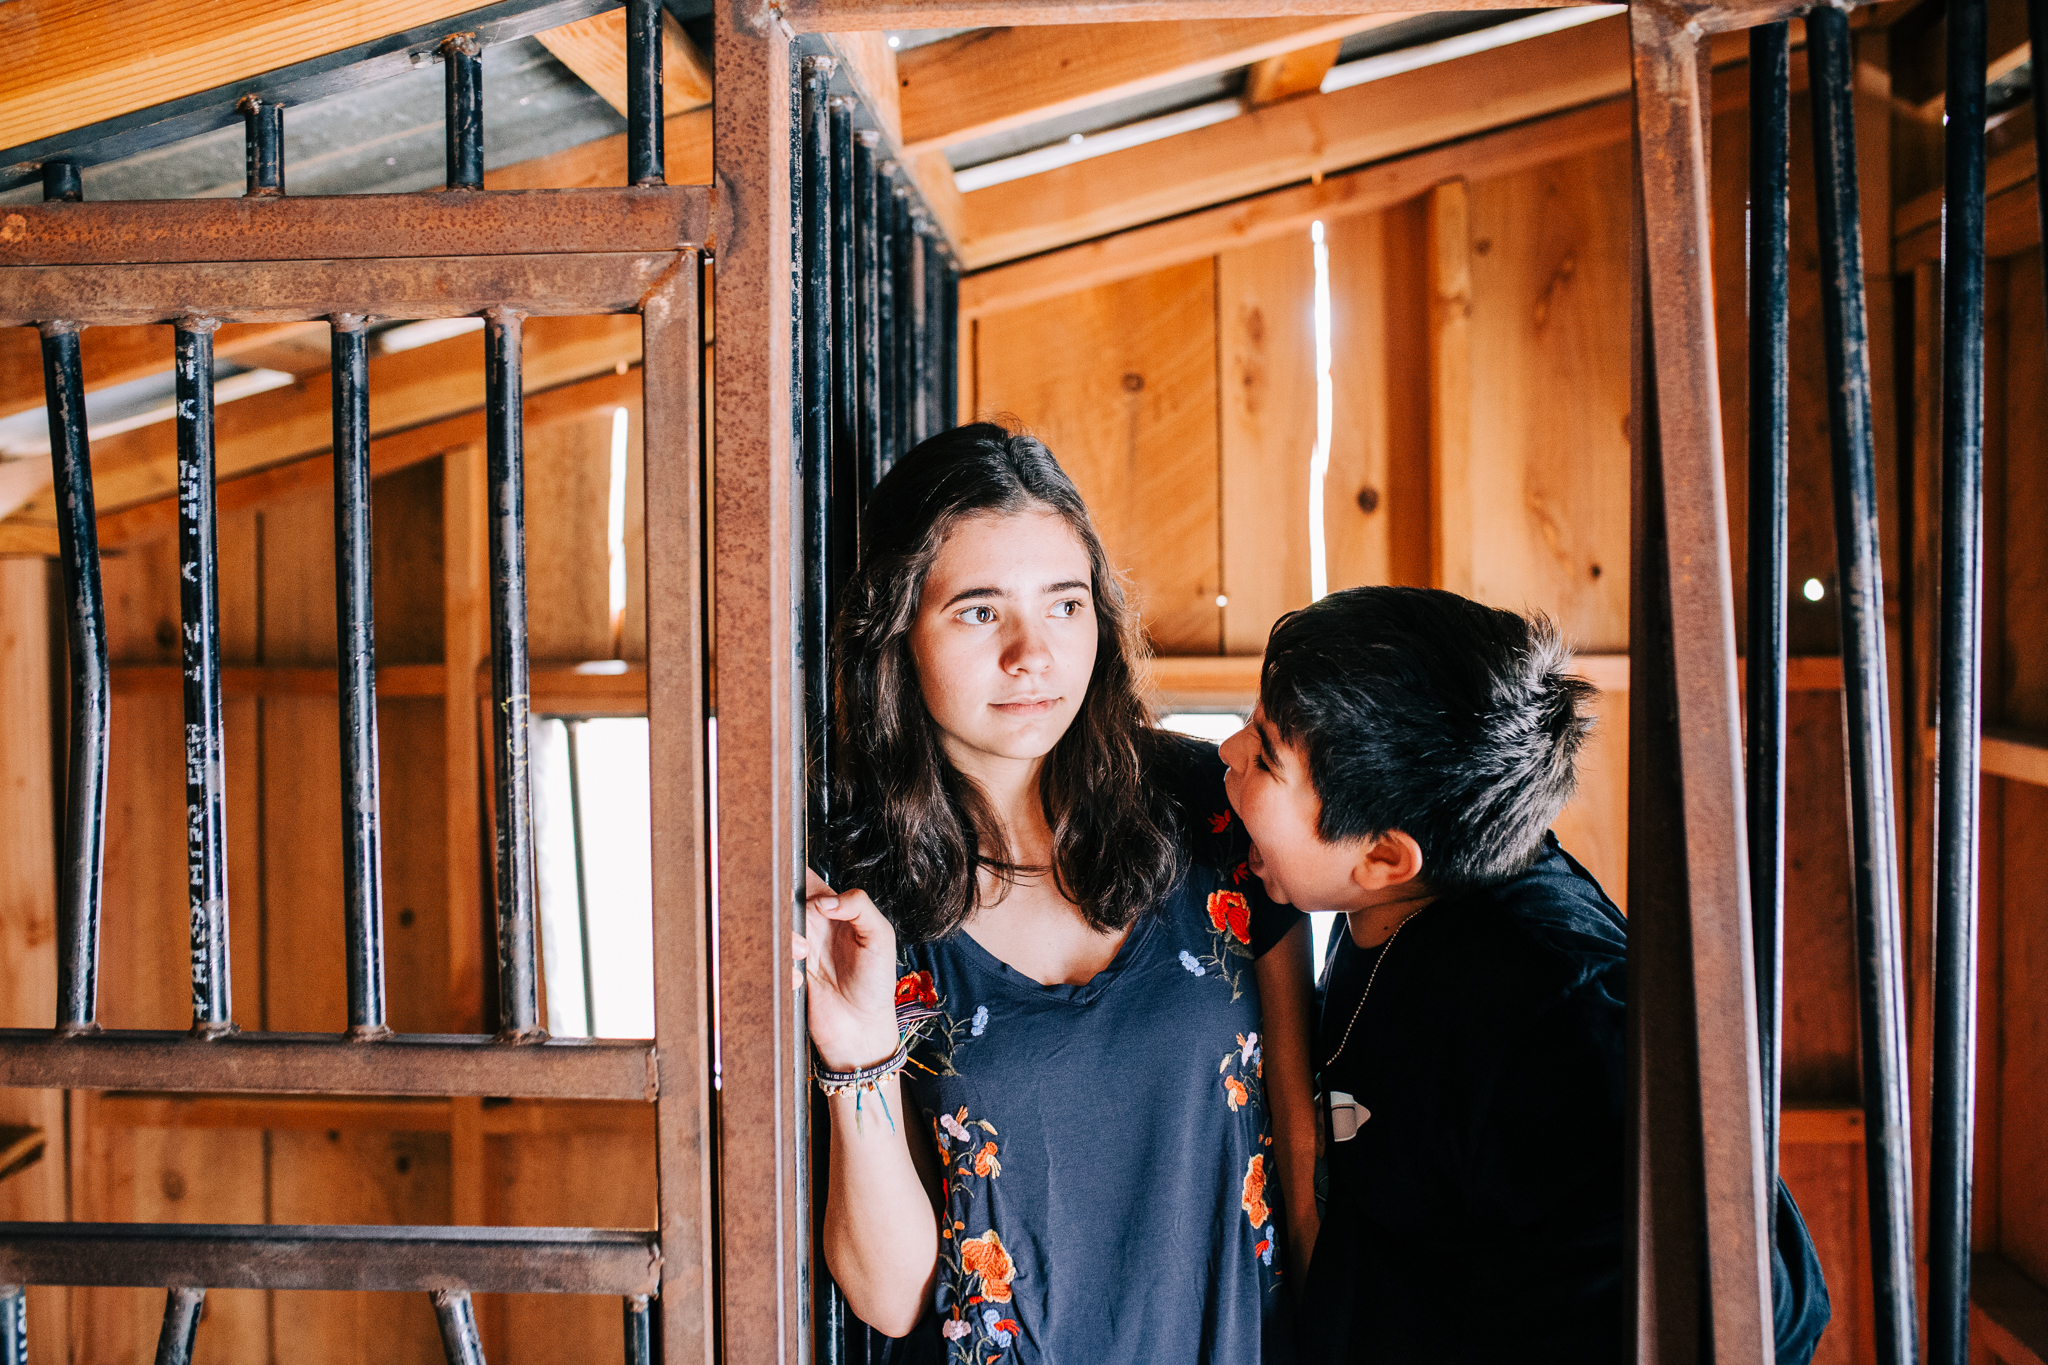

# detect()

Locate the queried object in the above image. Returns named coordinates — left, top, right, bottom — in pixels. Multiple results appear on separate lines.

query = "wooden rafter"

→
left=783, top=0, right=1601, bottom=31
left=1242, top=37, right=1344, bottom=105
left=954, top=13, right=1633, bottom=266
left=534, top=7, right=713, bottom=117
left=897, top=16, right=1411, bottom=154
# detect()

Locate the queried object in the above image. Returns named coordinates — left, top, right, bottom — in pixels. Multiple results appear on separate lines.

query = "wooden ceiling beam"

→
left=954, top=13, right=1632, bottom=266
left=0, top=321, right=327, bottom=424
left=784, top=0, right=1595, bottom=31
left=534, top=8, right=714, bottom=117
left=1243, top=38, right=1345, bottom=106
left=897, top=15, right=1409, bottom=154
left=481, top=109, right=714, bottom=188
left=0, top=0, right=509, bottom=155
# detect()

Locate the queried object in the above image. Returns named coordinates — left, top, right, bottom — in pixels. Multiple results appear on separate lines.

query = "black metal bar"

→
left=1932, top=0, right=1988, bottom=1358
left=238, top=97, right=284, bottom=197
left=1807, top=13, right=1920, bottom=1363
left=331, top=316, right=388, bottom=1038
left=432, top=1289, right=488, bottom=1365
left=0, top=1223, right=659, bottom=1295
left=41, top=162, right=81, bottom=202
left=175, top=320, right=234, bottom=1037
left=563, top=720, right=598, bottom=1034
left=444, top=34, right=484, bottom=191
left=941, top=263, right=959, bottom=430
left=625, top=0, right=665, bottom=186
left=876, top=165, right=899, bottom=474
left=854, top=131, right=883, bottom=501
left=486, top=308, right=542, bottom=1040
left=1745, top=18, right=1790, bottom=1245
left=801, top=55, right=835, bottom=867
left=828, top=98, right=859, bottom=581
left=890, top=185, right=913, bottom=465
left=41, top=322, right=108, bottom=1034
left=152, top=1287, right=204, bottom=1365
left=909, top=220, right=930, bottom=445
left=623, top=1294, right=653, bottom=1365
left=0, top=1285, right=22, bottom=1365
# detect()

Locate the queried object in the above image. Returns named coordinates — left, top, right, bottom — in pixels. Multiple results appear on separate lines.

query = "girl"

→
left=794, top=424, right=1316, bottom=1363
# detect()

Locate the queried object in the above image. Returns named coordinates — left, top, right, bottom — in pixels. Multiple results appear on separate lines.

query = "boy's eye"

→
left=957, top=605, right=997, bottom=625
left=1252, top=755, right=1271, bottom=774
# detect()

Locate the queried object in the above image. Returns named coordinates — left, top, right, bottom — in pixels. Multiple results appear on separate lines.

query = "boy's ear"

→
left=1350, top=830, right=1425, bottom=893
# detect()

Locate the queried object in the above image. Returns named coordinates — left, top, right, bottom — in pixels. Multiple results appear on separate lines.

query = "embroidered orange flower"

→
left=895, top=970, right=938, bottom=1007
left=974, top=1141, right=1003, bottom=1177
left=1207, top=890, right=1252, bottom=945
left=1209, top=810, right=1233, bottom=834
left=1224, top=1075, right=1249, bottom=1110
left=1232, top=861, right=1252, bottom=885
left=1242, top=1154, right=1270, bottom=1227
left=960, top=1229, right=1015, bottom=1303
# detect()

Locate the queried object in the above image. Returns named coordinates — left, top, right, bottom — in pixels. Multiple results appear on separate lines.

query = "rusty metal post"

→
left=1807, top=14, right=1920, bottom=1362
left=41, top=321, right=108, bottom=1033
left=176, top=318, right=233, bottom=1036
left=485, top=307, right=542, bottom=1041
left=330, top=314, right=389, bottom=1038
left=444, top=34, right=484, bottom=191
left=239, top=97, right=285, bottom=196
left=151, top=1288, right=204, bottom=1365
left=431, top=1289, right=487, bottom=1365
left=711, top=0, right=804, bottom=1358
left=623, top=1294, right=653, bottom=1365
left=1626, top=10, right=1773, bottom=1361
left=0, top=1285, right=21, bottom=1365
left=626, top=0, right=664, bottom=186
left=1745, top=18, right=1790, bottom=1243
left=1932, top=0, right=1988, bottom=1359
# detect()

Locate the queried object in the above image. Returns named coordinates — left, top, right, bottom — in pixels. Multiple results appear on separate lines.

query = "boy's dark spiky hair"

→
left=1259, top=585, right=1596, bottom=893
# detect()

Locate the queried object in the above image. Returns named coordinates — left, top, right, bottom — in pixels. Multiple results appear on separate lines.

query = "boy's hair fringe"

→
left=1260, top=586, right=1597, bottom=893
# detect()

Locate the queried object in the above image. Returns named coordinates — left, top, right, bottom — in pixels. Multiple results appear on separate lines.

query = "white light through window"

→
left=608, top=407, right=630, bottom=652
left=1309, top=221, right=1334, bottom=603
left=1803, top=577, right=1825, bottom=602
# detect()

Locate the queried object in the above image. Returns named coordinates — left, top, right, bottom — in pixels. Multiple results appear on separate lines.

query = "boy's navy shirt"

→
left=1300, top=833, right=1830, bottom=1363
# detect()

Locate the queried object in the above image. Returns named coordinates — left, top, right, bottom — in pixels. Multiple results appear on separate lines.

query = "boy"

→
left=1219, top=586, right=1829, bottom=1363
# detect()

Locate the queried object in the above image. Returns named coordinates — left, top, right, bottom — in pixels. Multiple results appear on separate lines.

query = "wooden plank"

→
left=6, top=316, right=642, bottom=539
left=445, top=443, right=490, bottom=1038
left=1898, top=159, right=2041, bottom=271
left=1984, top=730, right=2048, bottom=787
left=1781, top=1105, right=1869, bottom=1145
left=974, top=259, right=1222, bottom=652
left=0, top=187, right=709, bottom=267
left=1146, top=654, right=1260, bottom=708
left=954, top=15, right=1632, bottom=266
left=0, top=321, right=325, bottom=423
left=783, top=0, right=1607, bottom=29
left=1245, top=38, right=1345, bottom=106
left=1972, top=1254, right=2048, bottom=1365
left=524, top=408, right=618, bottom=659
left=1218, top=231, right=1316, bottom=655
left=534, top=7, right=713, bottom=116
left=484, top=110, right=715, bottom=189
left=110, top=663, right=446, bottom=697
left=898, top=16, right=1410, bottom=154
left=0, top=251, right=679, bottom=329
left=0, top=0, right=500, bottom=153
left=1426, top=180, right=1474, bottom=598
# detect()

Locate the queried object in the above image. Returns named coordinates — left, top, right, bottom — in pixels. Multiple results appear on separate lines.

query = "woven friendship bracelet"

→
left=811, top=1002, right=942, bottom=1132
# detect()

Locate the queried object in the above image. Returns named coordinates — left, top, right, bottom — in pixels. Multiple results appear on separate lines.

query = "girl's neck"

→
left=947, top=745, right=1053, bottom=870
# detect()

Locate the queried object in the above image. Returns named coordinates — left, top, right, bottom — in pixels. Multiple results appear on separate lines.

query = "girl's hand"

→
left=793, top=869, right=904, bottom=1072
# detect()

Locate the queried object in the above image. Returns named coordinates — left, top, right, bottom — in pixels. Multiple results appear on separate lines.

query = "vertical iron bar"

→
left=923, top=224, right=943, bottom=441
left=176, top=319, right=233, bottom=1036
left=431, top=1290, right=487, bottom=1365
left=486, top=308, right=542, bottom=1040
left=41, top=162, right=81, bottom=202
left=238, top=96, right=285, bottom=196
left=564, top=720, right=598, bottom=1035
left=1932, top=0, right=1988, bottom=1359
left=909, top=221, right=929, bottom=445
left=1745, top=18, right=1790, bottom=1242
left=941, top=262, right=959, bottom=430
left=626, top=0, right=665, bottom=186
left=1808, top=13, right=1920, bottom=1362
left=890, top=187, right=913, bottom=464
left=330, top=315, right=388, bottom=1038
left=41, top=322, right=108, bottom=1032
left=876, top=164, right=899, bottom=474
left=443, top=35, right=484, bottom=191
left=151, top=1288, right=204, bottom=1365
left=623, top=1295, right=653, bottom=1365
left=829, top=98, right=859, bottom=577
left=0, top=1285, right=23, bottom=1365
left=854, top=132, right=883, bottom=500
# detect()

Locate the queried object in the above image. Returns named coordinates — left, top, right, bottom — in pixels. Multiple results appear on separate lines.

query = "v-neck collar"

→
left=948, top=911, right=1159, bottom=1005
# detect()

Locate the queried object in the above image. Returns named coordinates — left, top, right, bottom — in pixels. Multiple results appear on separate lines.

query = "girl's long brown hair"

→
left=831, top=423, right=1184, bottom=945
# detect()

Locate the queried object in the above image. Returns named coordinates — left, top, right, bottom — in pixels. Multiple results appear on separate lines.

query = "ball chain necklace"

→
left=1318, top=905, right=1429, bottom=1142
left=1322, top=906, right=1428, bottom=1072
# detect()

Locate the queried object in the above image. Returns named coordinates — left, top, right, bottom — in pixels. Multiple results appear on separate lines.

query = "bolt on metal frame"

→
left=0, top=1, right=711, bottom=1360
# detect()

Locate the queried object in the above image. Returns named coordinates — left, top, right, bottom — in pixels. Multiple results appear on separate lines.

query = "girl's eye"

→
left=958, top=605, right=997, bottom=625
left=1051, top=599, right=1084, bottom=618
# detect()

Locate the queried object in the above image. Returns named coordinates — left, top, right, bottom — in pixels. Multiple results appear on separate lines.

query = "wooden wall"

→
left=968, top=37, right=1907, bottom=1364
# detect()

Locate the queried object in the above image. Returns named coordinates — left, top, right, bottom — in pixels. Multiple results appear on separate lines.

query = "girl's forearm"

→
left=820, top=1075, right=940, bottom=1336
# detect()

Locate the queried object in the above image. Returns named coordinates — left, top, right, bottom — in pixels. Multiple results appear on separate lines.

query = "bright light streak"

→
left=1309, top=221, right=1334, bottom=602
left=608, top=406, right=630, bottom=648
left=1803, top=577, right=1825, bottom=602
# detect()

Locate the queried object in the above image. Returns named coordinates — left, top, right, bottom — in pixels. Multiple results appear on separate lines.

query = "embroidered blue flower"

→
left=1178, top=949, right=1207, bottom=976
left=971, top=1004, right=989, bottom=1036
left=983, top=1308, right=1014, bottom=1347
left=1259, top=1226, right=1275, bottom=1265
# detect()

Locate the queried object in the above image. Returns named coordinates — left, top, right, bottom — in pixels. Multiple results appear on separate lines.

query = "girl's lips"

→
left=992, top=698, right=1057, bottom=715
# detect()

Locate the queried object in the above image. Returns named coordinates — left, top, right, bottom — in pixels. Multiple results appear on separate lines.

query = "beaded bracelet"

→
left=811, top=1003, right=941, bottom=1133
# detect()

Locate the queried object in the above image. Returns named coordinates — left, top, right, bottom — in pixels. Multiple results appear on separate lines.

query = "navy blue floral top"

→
left=886, top=735, right=1303, bottom=1364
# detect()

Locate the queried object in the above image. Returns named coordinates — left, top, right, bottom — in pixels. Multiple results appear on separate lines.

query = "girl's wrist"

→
left=815, top=1020, right=903, bottom=1073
